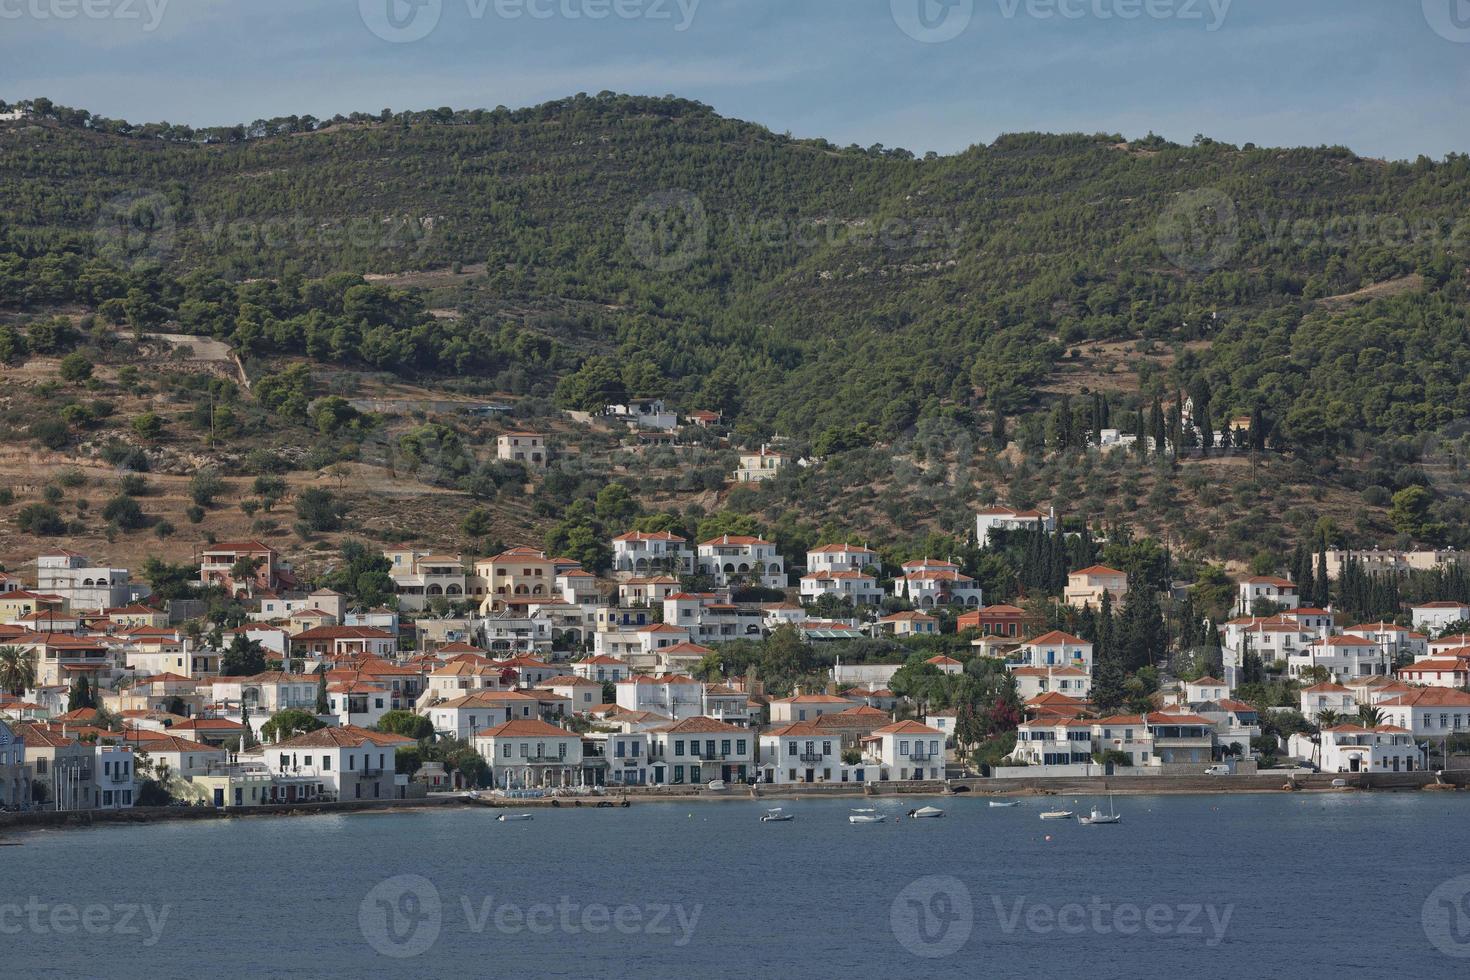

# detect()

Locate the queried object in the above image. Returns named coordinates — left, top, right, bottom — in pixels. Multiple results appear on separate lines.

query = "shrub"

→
left=58, top=352, right=93, bottom=383
left=295, top=487, right=345, bottom=532
left=131, top=412, right=163, bottom=442
left=188, top=469, right=225, bottom=507
left=17, top=503, right=66, bottom=535
left=185, top=504, right=205, bottom=524
left=118, top=474, right=150, bottom=496
left=153, top=520, right=176, bottom=539
left=0, top=488, right=13, bottom=506
left=41, top=485, right=63, bottom=505
left=30, top=418, right=69, bottom=450
left=101, top=495, right=147, bottom=530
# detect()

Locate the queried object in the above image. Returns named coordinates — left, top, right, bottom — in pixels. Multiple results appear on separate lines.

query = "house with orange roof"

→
left=1236, top=575, right=1299, bottom=615
left=572, top=655, right=631, bottom=684
left=0, top=591, right=68, bottom=624
left=732, top=445, right=787, bottom=483
left=1376, top=687, right=1470, bottom=738
left=612, top=530, right=695, bottom=577
left=12, top=722, right=93, bottom=809
left=975, top=505, right=1054, bottom=548
left=860, top=720, right=945, bottom=781
left=128, top=731, right=228, bottom=778
left=617, top=575, right=682, bottom=606
left=1015, top=630, right=1094, bottom=673
left=805, top=543, right=878, bottom=576
left=0, top=720, right=28, bottom=809
left=259, top=724, right=415, bottom=800
left=383, top=550, right=467, bottom=612
left=1399, top=657, right=1470, bottom=689
left=536, top=675, right=603, bottom=712
left=197, top=540, right=295, bottom=596
left=1064, top=565, right=1128, bottom=609
left=768, top=692, right=859, bottom=725
left=1012, top=717, right=1107, bottom=768
left=1344, top=622, right=1427, bottom=661
left=647, top=716, right=752, bottom=785
left=760, top=721, right=846, bottom=784
left=473, top=718, right=584, bottom=788
left=103, top=603, right=170, bottom=630
left=1287, top=635, right=1390, bottom=684
left=958, top=603, right=1034, bottom=640
left=472, top=547, right=560, bottom=611
left=894, top=560, right=982, bottom=609
left=1410, top=601, right=1470, bottom=634
left=1010, top=665, right=1091, bottom=702
left=291, top=625, right=396, bottom=659
left=800, top=568, right=884, bottom=606
left=1288, top=724, right=1425, bottom=773
left=697, top=534, right=786, bottom=590
left=1299, top=681, right=1358, bottom=721
left=1431, top=634, right=1470, bottom=657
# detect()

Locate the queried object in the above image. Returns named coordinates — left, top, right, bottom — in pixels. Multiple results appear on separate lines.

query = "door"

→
left=804, top=768, right=814, bottom=783
left=213, top=788, right=224, bottom=807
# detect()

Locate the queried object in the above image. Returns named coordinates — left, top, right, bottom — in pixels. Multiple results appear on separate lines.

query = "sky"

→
left=1, top=0, right=1468, bottom=159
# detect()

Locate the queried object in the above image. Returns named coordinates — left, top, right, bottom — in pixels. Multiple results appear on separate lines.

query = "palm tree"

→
left=1357, top=704, right=1384, bottom=728
left=0, top=645, right=36, bottom=696
left=1316, top=709, right=1341, bottom=730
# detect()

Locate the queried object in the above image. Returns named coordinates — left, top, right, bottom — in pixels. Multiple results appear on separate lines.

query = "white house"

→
left=801, top=570, right=884, bottom=606
left=806, top=544, right=878, bottom=575
left=768, top=693, right=857, bottom=724
left=615, top=674, right=705, bottom=721
left=975, top=506, right=1054, bottom=548
left=383, top=551, right=466, bottom=612
left=1299, top=682, right=1357, bottom=721
left=1398, top=657, right=1470, bottom=689
left=894, top=559, right=982, bottom=608
left=473, top=719, right=584, bottom=788
left=1375, top=687, right=1470, bottom=738
left=1015, top=630, right=1094, bottom=673
left=761, top=721, right=846, bottom=784
left=612, top=531, right=695, bottom=577
left=1289, top=725, right=1425, bottom=773
left=1344, top=621, right=1426, bottom=662
left=697, top=536, right=785, bottom=590
left=263, top=725, right=414, bottom=801
left=1411, top=602, right=1470, bottom=634
left=92, top=744, right=136, bottom=810
left=1236, top=576, right=1299, bottom=615
left=647, top=717, right=753, bottom=785
left=537, top=675, right=603, bottom=713
left=36, top=550, right=140, bottom=610
left=1011, top=665, right=1092, bottom=702
left=1286, top=635, right=1390, bottom=684
left=572, top=655, right=630, bottom=684
left=860, top=721, right=945, bottom=781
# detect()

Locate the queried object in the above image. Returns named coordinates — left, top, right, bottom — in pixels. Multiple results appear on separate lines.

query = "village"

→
left=2, top=493, right=1469, bottom=816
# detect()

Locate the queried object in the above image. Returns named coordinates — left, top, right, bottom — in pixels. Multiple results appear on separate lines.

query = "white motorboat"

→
left=760, top=808, right=795, bottom=822
left=988, top=800, right=1019, bottom=808
left=706, top=780, right=727, bottom=791
left=497, top=813, right=534, bottom=822
left=849, top=813, right=886, bottom=824
left=1038, top=810, right=1074, bottom=820
left=1079, top=796, right=1121, bottom=825
left=909, top=806, right=945, bottom=819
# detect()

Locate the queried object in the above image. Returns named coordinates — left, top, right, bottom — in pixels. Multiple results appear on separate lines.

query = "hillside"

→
left=1, top=93, right=1469, bottom=575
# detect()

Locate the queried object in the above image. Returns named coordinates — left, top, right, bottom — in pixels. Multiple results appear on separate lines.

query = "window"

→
left=323, top=757, right=332, bottom=771
left=823, top=741, right=832, bottom=754
left=787, top=742, right=797, bottom=756
left=675, top=740, right=685, bottom=757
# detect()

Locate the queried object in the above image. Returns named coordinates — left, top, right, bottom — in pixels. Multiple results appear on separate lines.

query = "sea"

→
left=4, top=791, right=1470, bottom=979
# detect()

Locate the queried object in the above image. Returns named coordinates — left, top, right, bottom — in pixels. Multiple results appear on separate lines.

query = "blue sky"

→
left=2, top=0, right=1467, bottom=159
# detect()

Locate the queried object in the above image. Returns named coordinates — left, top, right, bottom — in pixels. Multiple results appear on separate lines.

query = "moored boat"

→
left=760, top=807, right=795, bottom=822
left=1038, top=810, right=1074, bottom=820
left=497, top=813, right=534, bottom=822
left=909, top=806, right=945, bottom=819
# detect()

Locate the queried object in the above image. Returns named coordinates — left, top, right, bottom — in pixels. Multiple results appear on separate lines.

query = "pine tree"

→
left=315, top=667, right=330, bottom=715
left=1315, top=544, right=1331, bottom=608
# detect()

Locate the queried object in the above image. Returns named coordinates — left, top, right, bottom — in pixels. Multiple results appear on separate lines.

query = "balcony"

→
left=798, top=752, right=826, bottom=763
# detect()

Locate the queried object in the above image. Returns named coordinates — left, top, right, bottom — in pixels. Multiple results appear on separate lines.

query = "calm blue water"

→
left=4, top=793, right=1470, bottom=978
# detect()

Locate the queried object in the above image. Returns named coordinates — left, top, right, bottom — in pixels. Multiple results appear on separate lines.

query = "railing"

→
left=798, top=752, right=825, bottom=763
left=108, top=771, right=131, bottom=783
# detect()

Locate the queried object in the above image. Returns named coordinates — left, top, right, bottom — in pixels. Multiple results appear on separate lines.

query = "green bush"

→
left=101, top=495, right=147, bottom=530
left=58, top=352, right=93, bottom=383
left=30, top=418, right=69, bottom=450
left=17, top=503, right=66, bottom=535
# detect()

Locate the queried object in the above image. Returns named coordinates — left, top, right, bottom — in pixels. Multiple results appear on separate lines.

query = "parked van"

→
left=1204, top=764, right=1232, bottom=776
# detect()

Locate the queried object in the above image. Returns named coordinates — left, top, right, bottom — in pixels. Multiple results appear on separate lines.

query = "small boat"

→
left=1079, top=796, right=1122, bottom=826
left=1038, top=810, right=1074, bottom=820
left=706, top=780, right=727, bottom=791
left=497, top=813, right=534, bottom=822
left=909, top=806, right=945, bottom=819
left=760, top=807, right=795, bottom=823
left=849, top=813, right=886, bottom=824
left=988, top=800, right=1019, bottom=808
